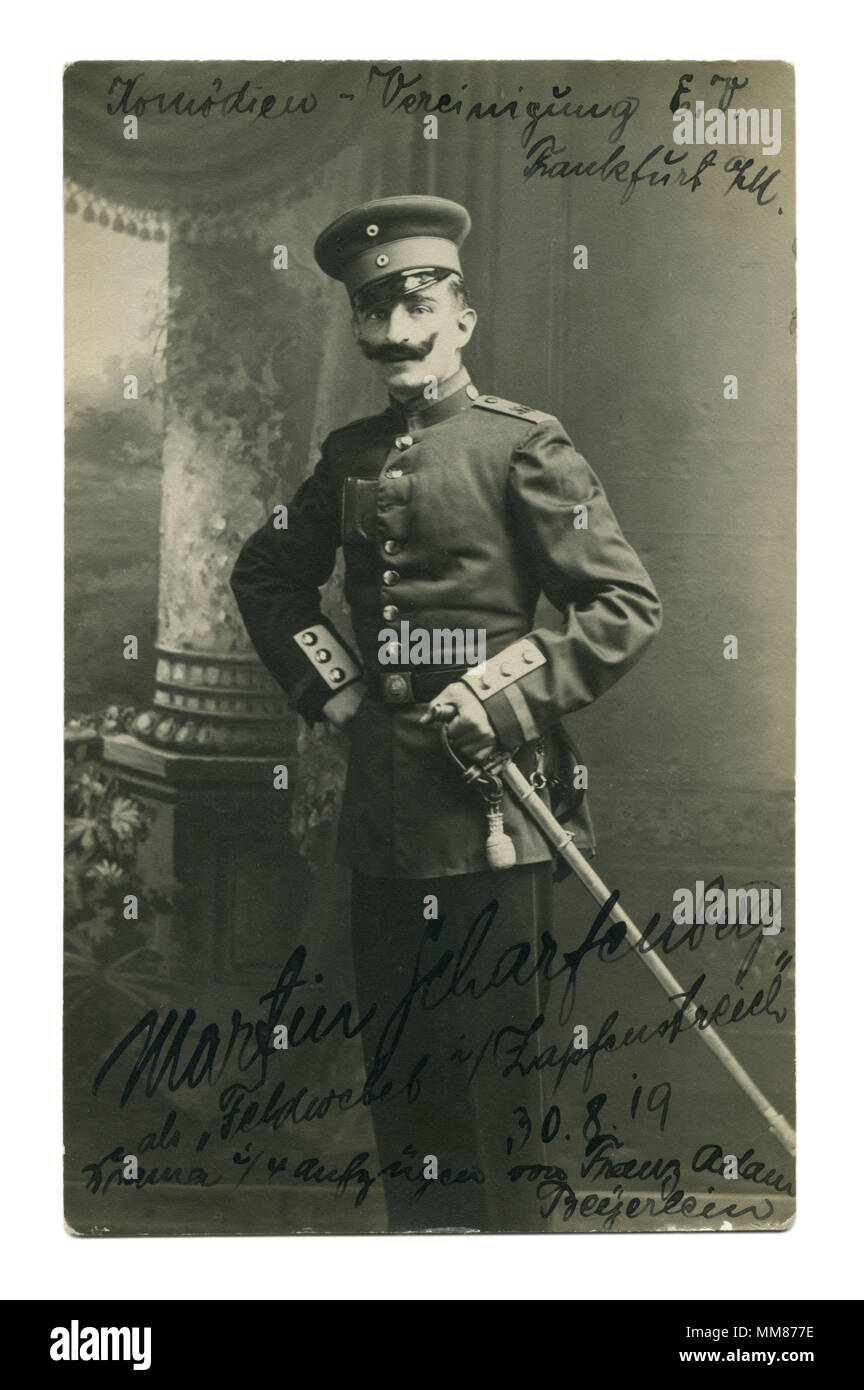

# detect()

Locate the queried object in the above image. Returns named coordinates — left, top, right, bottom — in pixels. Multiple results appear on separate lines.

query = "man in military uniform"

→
left=231, top=195, right=662, bottom=1232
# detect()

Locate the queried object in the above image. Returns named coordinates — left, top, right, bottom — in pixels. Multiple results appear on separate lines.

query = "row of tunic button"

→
left=381, top=434, right=413, bottom=608
left=384, top=432, right=413, bottom=480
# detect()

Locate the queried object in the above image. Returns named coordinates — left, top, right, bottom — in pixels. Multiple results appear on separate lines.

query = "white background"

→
left=2, top=1, right=860, bottom=1302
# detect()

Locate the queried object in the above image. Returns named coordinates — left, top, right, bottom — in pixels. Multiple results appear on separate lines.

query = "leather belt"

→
left=366, top=667, right=470, bottom=706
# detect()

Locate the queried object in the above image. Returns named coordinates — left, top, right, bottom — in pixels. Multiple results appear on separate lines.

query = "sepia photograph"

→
left=63, top=58, right=795, bottom=1237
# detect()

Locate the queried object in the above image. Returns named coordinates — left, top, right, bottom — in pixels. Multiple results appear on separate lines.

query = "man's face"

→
left=352, top=277, right=477, bottom=398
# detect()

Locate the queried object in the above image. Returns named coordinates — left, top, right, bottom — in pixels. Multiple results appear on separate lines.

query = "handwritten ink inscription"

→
left=78, top=877, right=794, bottom=1231
left=100, top=63, right=787, bottom=214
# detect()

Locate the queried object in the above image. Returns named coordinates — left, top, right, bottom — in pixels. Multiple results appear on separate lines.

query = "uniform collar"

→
left=387, top=365, right=479, bottom=431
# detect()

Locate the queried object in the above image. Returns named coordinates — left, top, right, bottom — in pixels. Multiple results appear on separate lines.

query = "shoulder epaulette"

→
left=471, top=394, right=555, bottom=424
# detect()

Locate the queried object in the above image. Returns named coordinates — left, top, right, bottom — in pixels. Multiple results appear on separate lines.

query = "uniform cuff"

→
left=478, top=687, right=529, bottom=752
left=460, top=637, right=547, bottom=750
left=291, top=622, right=362, bottom=723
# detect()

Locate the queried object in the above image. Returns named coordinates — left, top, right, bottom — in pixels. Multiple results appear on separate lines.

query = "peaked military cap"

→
left=314, top=195, right=471, bottom=311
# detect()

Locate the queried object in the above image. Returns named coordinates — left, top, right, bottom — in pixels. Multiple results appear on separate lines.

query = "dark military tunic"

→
left=231, top=366, right=661, bottom=1230
left=230, top=368, right=662, bottom=880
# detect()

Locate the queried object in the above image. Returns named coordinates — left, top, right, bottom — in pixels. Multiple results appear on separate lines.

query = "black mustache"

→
left=359, top=334, right=437, bottom=363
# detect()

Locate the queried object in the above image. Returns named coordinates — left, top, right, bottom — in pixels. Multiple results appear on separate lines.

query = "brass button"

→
left=383, top=569, right=400, bottom=586
left=383, top=539, right=401, bottom=556
left=366, top=223, right=379, bottom=237
left=382, top=604, right=398, bottom=621
left=329, top=668, right=345, bottom=684
left=500, top=664, right=512, bottom=678
left=385, top=467, right=403, bottom=479
left=301, top=631, right=316, bottom=645
left=522, top=648, right=535, bottom=663
left=394, top=434, right=413, bottom=450
left=315, top=649, right=331, bottom=663
left=484, top=395, right=499, bottom=403
left=466, top=384, right=479, bottom=400
left=384, top=673, right=409, bottom=702
left=376, top=254, right=389, bottom=267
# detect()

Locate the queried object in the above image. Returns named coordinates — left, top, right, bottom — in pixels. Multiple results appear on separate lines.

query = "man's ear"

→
left=350, top=313, right=363, bottom=343
left=458, top=307, right=478, bottom=347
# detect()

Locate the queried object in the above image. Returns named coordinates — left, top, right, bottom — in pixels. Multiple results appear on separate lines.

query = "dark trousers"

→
left=351, top=863, right=554, bottom=1232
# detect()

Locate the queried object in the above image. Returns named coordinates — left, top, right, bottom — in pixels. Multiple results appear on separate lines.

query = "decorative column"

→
left=111, top=234, right=299, bottom=761
left=101, top=229, right=340, bottom=982
left=99, top=146, right=405, bottom=984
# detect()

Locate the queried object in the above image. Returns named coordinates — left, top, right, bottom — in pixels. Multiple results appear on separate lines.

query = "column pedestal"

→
left=102, top=733, right=323, bottom=986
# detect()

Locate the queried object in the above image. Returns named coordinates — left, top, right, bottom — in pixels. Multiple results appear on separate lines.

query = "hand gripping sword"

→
left=440, top=725, right=796, bottom=1158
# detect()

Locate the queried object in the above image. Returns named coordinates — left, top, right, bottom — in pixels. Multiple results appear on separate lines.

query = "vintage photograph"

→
left=64, top=59, right=795, bottom=1235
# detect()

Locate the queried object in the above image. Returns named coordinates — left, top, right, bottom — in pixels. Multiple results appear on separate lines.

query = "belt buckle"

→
left=382, top=672, right=413, bottom=705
